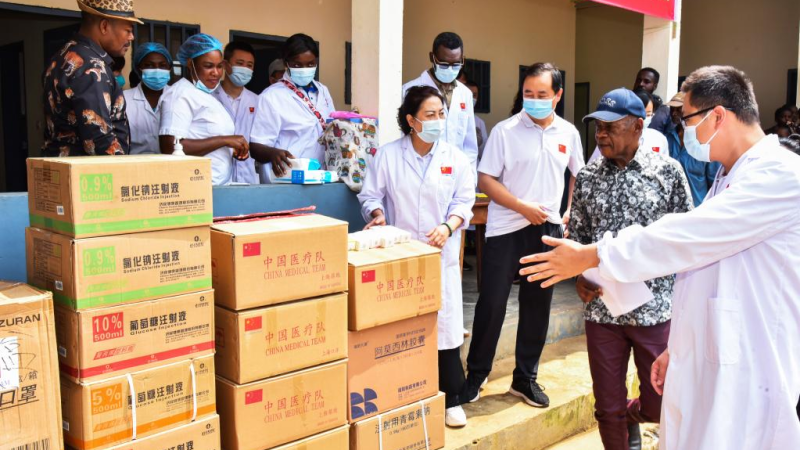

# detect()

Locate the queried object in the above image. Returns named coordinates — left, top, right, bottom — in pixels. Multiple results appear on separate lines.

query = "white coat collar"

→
left=401, top=134, right=445, bottom=181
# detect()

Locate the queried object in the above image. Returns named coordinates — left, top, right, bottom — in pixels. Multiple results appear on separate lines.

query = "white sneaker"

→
left=445, top=405, right=467, bottom=428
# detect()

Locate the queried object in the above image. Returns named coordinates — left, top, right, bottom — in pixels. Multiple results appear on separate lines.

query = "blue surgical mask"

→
left=229, top=66, right=253, bottom=87
left=289, top=67, right=317, bottom=87
left=414, top=117, right=445, bottom=143
left=683, top=112, right=718, bottom=162
left=434, top=64, right=461, bottom=84
left=140, top=69, right=170, bottom=91
left=643, top=116, right=653, bottom=128
left=115, top=75, right=126, bottom=88
left=523, top=98, right=555, bottom=120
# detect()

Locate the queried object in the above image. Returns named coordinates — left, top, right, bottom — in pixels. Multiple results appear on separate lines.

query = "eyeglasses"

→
left=432, top=55, right=463, bottom=70
left=680, top=106, right=731, bottom=128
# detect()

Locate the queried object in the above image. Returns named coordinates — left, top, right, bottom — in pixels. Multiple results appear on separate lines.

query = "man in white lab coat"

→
left=520, top=65, right=800, bottom=450
left=402, top=32, right=478, bottom=174
left=213, top=41, right=259, bottom=184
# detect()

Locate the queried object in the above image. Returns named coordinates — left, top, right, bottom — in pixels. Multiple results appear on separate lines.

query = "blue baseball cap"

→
left=583, top=88, right=646, bottom=123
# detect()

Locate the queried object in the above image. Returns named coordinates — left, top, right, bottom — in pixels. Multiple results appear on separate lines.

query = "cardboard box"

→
left=216, top=360, right=347, bottom=450
left=272, top=425, right=349, bottom=450
left=56, top=290, right=215, bottom=383
left=87, top=414, right=221, bottom=450
left=27, top=155, right=213, bottom=238
left=61, top=354, right=216, bottom=450
left=211, top=214, right=348, bottom=310
left=347, top=241, right=441, bottom=331
left=347, top=313, right=438, bottom=423
left=0, top=281, right=64, bottom=450
left=27, top=226, right=211, bottom=310
left=215, top=292, right=347, bottom=384
left=350, top=393, right=445, bottom=450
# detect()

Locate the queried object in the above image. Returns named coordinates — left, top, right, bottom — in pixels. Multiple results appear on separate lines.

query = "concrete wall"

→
left=680, top=0, right=800, bottom=127
left=575, top=3, right=643, bottom=150
left=402, top=0, right=577, bottom=129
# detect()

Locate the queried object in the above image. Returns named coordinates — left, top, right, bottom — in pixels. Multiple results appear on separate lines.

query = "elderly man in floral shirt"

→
left=569, top=88, right=693, bottom=450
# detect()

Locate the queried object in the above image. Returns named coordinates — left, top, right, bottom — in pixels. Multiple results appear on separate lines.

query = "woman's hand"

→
left=268, top=148, right=295, bottom=176
left=426, top=224, right=450, bottom=248
left=364, top=211, right=386, bottom=230
left=227, top=136, right=249, bottom=160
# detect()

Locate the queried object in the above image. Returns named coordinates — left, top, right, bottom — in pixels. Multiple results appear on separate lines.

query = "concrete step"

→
left=444, top=335, right=642, bottom=450
left=543, top=425, right=660, bottom=450
left=461, top=256, right=585, bottom=366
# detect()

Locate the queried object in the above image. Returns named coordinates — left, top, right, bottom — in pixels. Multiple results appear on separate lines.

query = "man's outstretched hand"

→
left=519, top=236, right=600, bottom=288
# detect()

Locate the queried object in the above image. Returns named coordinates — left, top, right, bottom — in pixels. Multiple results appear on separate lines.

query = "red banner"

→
left=592, top=0, right=675, bottom=21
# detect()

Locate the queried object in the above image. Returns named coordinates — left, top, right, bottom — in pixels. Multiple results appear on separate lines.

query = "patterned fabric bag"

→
left=318, top=115, right=379, bottom=192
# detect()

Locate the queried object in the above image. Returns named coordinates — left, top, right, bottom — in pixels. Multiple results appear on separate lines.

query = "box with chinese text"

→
left=27, top=155, right=212, bottom=238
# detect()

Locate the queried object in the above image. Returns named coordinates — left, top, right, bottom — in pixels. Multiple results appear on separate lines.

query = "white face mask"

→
left=683, top=111, right=719, bottom=163
left=414, top=117, right=445, bottom=143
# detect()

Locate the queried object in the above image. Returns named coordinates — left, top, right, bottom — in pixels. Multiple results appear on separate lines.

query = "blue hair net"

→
left=132, top=42, right=173, bottom=73
left=177, top=34, right=223, bottom=66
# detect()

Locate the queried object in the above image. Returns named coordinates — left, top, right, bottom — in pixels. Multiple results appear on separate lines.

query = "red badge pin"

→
left=653, top=147, right=660, bottom=153
left=441, top=166, right=453, bottom=175
left=249, top=107, right=255, bottom=113
left=558, top=144, right=567, bottom=154
left=460, top=103, right=466, bottom=110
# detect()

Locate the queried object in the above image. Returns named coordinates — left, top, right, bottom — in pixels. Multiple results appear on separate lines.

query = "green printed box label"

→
left=83, top=246, right=117, bottom=277
left=80, top=173, right=114, bottom=202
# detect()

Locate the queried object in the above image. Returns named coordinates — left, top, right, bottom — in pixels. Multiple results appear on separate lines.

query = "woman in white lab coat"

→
left=250, top=33, right=335, bottom=183
left=358, top=86, right=476, bottom=428
left=159, top=33, right=249, bottom=186
left=124, top=43, right=172, bottom=155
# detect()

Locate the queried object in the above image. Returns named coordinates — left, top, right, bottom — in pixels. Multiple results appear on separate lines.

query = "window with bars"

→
left=134, top=21, right=200, bottom=61
left=464, top=59, right=491, bottom=114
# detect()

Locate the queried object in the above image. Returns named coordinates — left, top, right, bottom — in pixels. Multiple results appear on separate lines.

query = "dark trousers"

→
left=439, top=347, right=466, bottom=408
left=585, top=320, right=670, bottom=450
left=467, top=223, right=562, bottom=382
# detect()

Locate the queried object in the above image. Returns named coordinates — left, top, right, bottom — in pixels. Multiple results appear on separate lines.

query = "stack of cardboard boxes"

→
left=346, top=240, right=447, bottom=450
left=211, top=212, right=350, bottom=449
left=25, top=155, right=221, bottom=450
left=1, top=282, right=64, bottom=449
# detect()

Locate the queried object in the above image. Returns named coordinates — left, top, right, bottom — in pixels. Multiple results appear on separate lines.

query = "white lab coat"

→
left=358, top=136, right=475, bottom=350
left=159, top=79, right=235, bottom=186
left=124, top=84, right=169, bottom=155
left=595, top=135, right=800, bottom=449
left=250, top=73, right=335, bottom=183
left=402, top=70, right=479, bottom=175
left=212, top=86, right=259, bottom=184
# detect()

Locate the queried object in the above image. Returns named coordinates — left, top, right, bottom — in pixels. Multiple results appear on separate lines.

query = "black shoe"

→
left=628, top=423, right=642, bottom=450
left=509, top=379, right=549, bottom=407
left=464, top=374, right=486, bottom=403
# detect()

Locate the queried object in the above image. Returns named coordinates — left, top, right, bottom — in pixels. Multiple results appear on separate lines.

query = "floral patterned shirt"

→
left=568, top=147, right=693, bottom=326
left=42, top=34, right=129, bottom=157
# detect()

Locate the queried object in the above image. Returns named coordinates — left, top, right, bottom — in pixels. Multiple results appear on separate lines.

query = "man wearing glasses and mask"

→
left=403, top=32, right=478, bottom=175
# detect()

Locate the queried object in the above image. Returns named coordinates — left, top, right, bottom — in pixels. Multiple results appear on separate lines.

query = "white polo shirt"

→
left=588, top=128, right=670, bottom=163
left=478, top=112, right=584, bottom=237
left=159, top=79, right=235, bottom=186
